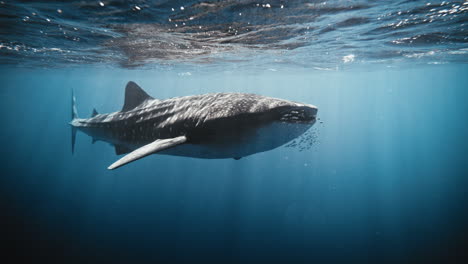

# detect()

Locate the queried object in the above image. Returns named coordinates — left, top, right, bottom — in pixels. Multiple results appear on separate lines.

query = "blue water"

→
left=1, top=1, right=468, bottom=263
left=2, top=65, right=467, bottom=263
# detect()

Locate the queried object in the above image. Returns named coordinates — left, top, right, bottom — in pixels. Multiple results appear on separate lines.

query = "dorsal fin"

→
left=122, top=81, right=153, bottom=112
left=91, top=108, right=98, bottom=117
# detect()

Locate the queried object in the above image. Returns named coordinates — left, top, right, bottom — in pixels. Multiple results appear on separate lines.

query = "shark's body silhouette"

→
left=70, top=82, right=318, bottom=169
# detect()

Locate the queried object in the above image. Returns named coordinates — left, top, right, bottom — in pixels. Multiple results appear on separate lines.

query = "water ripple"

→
left=0, top=0, right=467, bottom=69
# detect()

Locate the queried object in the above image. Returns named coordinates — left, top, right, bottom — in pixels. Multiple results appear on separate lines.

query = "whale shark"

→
left=70, top=81, right=318, bottom=170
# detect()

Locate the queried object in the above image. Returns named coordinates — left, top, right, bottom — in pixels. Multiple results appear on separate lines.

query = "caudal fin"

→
left=72, top=89, right=78, bottom=120
left=71, top=90, right=79, bottom=154
left=71, top=127, right=77, bottom=154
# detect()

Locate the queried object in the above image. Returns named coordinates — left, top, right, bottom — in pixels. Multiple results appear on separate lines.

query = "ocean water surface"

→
left=1, top=1, right=468, bottom=263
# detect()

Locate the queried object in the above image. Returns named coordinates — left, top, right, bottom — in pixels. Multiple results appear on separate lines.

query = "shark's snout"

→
left=300, top=104, right=318, bottom=119
left=279, top=104, right=318, bottom=123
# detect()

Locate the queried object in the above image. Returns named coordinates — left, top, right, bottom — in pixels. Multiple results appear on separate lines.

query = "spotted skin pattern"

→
left=70, top=83, right=318, bottom=160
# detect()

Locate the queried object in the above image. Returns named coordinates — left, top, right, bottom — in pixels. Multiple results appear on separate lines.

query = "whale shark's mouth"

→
left=279, top=106, right=317, bottom=124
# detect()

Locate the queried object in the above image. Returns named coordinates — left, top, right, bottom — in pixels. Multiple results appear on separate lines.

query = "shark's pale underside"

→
left=70, top=82, right=318, bottom=170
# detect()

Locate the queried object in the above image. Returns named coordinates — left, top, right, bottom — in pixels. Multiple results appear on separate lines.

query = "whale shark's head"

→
left=173, top=94, right=319, bottom=158
left=275, top=103, right=318, bottom=124
left=244, top=99, right=318, bottom=152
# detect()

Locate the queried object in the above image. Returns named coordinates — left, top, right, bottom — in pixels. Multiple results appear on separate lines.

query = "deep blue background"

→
left=1, top=65, right=468, bottom=263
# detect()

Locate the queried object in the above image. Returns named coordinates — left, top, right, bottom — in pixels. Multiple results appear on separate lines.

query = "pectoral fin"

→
left=107, top=136, right=187, bottom=170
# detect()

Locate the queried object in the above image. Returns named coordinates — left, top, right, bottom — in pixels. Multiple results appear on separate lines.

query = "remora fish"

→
left=70, top=82, right=318, bottom=170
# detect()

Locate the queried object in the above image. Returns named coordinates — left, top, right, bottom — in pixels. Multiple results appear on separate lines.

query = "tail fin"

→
left=71, top=127, right=77, bottom=154
left=71, top=90, right=78, bottom=154
left=72, top=89, right=78, bottom=120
